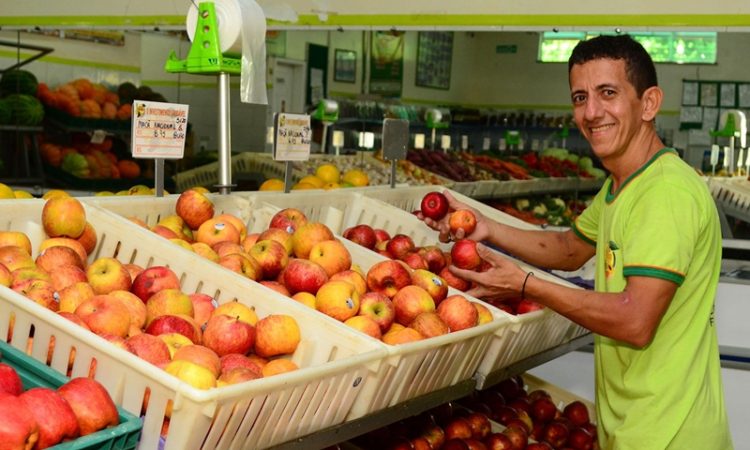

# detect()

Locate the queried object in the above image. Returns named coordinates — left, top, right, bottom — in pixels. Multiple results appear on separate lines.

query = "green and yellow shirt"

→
left=573, top=148, right=732, bottom=449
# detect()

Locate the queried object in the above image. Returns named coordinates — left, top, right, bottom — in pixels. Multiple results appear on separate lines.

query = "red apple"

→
left=541, top=420, right=569, bottom=449
left=401, top=252, right=428, bottom=270
left=125, top=333, right=172, bottom=366
left=49, top=264, right=88, bottom=292
left=526, top=443, right=554, bottom=450
left=254, top=314, right=301, bottom=358
left=57, top=377, right=119, bottom=436
left=76, top=222, right=98, bottom=255
left=386, top=234, right=416, bottom=260
left=218, top=366, right=261, bottom=386
left=131, top=266, right=181, bottom=303
left=517, top=299, right=543, bottom=314
left=316, top=280, right=360, bottom=322
left=75, top=295, right=132, bottom=338
left=269, top=208, right=308, bottom=234
left=189, top=293, right=217, bottom=329
left=358, top=292, right=396, bottom=332
left=374, top=228, right=391, bottom=244
left=218, top=253, right=263, bottom=281
left=439, top=266, right=471, bottom=291
left=282, top=258, right=329, bottom=295
left=330, top=269, right=367, bottom=296
left=220, top=353, right=264, bottom=377
left=0, top=391, right=40, bottom=449
left=86, top=257, right=131, bottom=295
left=20, top=387, right=80, bottom=448
left=531, top=397, right=559, bottom=425
left=393, top=285, right=436, bottom=326
left=308, top=239, right=352, bottom=277
left=420, top=191, right=449, bottom=220
left=437, top=294, right=478, bottom=331
left=449, top=209, right=477, bottom=236
left=248, top=239, right=289, bottom=280
left=563, top=400, right=590, bottom=427
left=483, top=432, right=514, bottom=450
left=411, top=269, right=449, bottom=305
left=366, top=260, right=412, bottom=298
left=567, top=426, right=594, bottom=450
left=195, top=217, right=241, bottom=247
left=172, top=344, right=221, bottom=378
left=202, top=314, right=255, bottom=356
left=502, top=425, right=528, bottom=450
left=214, top=213, right=246, bottom=241
left=418, top=245, right=447, bottom=273
left=465, top=412, right=492, bottom=440
left=291, top=222, right=334, bottom=259
left=444, top=417, right=473, bottom=440
left=343, top=315, right=382, bottom=339
left=0, top=231, right=32, bottom=254
left=175, top=189, right=214, bottom=229
left=343, top=224, right=377, bottom=249
left=35, top=245, right=84, bottom=273
left=409, top=311, right=448, bottom=338
left=255, top=228, right=293, bottom=255
left=145, top=314, right=202, bottom=344
left=42, top=196, right=86, bottom=238
left=451, top=239, right=482, bottom=270
left=0, top=362, right=22, bottom=395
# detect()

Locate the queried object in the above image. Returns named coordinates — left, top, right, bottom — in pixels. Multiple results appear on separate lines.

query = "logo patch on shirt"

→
left=606, top=240, right=618, bottom=278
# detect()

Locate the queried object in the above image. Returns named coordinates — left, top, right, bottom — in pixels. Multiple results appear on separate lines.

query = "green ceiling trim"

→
left=0, top=49, right=139, bottom=72
left=275, top=14, right=750, bottom=28
left=2, top=14, right=749, bottom=29
left=0, top=16, right=184, bottom=28
left=142, top=79, right=241, bottom=89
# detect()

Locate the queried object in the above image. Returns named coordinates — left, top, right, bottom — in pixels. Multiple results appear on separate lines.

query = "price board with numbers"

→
left=131, top=100, right=189, bottom=159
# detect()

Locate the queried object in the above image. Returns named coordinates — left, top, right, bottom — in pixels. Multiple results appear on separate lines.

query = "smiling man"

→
left=419, top=35, right=733, bottom=449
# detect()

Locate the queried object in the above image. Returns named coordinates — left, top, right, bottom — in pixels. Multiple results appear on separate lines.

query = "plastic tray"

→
left=0, top=199, right=387, bottom=450
left=0, top=339, right=142, bottom=450
left=242, top=188, right=591, bottom=388
left=87, top=192, right=505, bottom=420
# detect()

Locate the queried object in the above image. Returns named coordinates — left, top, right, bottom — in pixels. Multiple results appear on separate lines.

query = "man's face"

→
left=569, top=58, right=646, bottom=164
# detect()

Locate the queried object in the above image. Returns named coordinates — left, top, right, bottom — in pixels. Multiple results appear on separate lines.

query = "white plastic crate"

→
left=0, top=199, right=387, bottom=450
left=239, top=189, right=589, bottom=389
left=87, top=192, right=503, bottom=419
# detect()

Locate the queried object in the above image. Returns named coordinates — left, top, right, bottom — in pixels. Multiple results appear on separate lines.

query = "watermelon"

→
left=0, top=98, right=11, bottom=124
left=3, top=94, right=44, bottom=126
left=0, top=69, right=39, bottom=97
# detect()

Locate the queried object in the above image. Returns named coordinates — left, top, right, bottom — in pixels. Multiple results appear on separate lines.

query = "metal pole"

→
left=216, top=72, right=233, bottom=194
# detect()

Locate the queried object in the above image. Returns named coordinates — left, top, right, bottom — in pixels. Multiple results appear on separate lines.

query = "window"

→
left=538, top=32, right=717, bottom=64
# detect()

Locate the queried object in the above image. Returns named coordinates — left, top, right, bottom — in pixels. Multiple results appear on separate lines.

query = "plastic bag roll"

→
left=186, top=0, right=268, bottom=105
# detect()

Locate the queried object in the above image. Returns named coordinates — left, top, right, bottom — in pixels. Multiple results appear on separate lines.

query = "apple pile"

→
left=457, top=375, right=598, bottom=450
left=0, top=362, right=119, bottom=450
left=1, top=196, right=303, bottom=392
left=231, top=208, right=494, bottom=344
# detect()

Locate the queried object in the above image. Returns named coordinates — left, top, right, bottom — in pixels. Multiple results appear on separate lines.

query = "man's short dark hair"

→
left=568, top=34, right=658, bottom=98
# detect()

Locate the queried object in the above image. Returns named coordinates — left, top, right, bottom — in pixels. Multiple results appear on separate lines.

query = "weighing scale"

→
left=710, top=110, right=747, bottom=176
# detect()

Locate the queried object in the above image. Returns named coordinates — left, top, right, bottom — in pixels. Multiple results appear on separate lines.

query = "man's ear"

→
left=641, top=86, right=663, bottom=122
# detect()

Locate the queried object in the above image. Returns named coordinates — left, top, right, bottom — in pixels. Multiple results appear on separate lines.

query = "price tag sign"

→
left=482, top=137, right=491, bottom=151
left=90, top=130, right=106, bottom=144
left=131, top=101, right=189, bottom=159
left=382, top=119, right=408, bottom=161
left=273, top=113, right=311, bottom=161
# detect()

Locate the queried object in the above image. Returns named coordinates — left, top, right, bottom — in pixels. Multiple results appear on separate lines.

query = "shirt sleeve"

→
left=572, top=181, right=607, bottom=247
left=621, top=180, right=699, bottom=285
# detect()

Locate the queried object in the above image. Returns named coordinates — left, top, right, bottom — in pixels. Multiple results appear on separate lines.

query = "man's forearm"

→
left=483, top=222, right=588, bottom=271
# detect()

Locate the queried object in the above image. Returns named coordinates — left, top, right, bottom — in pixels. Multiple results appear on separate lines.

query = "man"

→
left=423, top=35, right=733, bottom=449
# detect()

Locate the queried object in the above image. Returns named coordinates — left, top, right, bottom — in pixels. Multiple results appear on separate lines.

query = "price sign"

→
left=482, top=137, right=490, bottom=151
left=90, top=130, right=106, bottom=144
left=131, top=101, right=189, bottom=159
left=382, top=119, right=409, bottom=161
left=273, top=113, right=311, bottom=161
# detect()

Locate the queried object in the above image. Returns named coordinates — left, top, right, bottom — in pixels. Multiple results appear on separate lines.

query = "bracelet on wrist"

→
left=521, top=271, right=534, bottom=299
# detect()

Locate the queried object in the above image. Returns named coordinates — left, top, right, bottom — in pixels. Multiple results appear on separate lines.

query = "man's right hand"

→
left=416, top=190, right=491, bottom=243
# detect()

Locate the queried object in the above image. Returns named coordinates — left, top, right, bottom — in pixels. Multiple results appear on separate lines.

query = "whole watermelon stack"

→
left=3, top=94, right=44, bottom=126
left=0, top=69, right=39, bottom=97
left=0, top=69, right=44, bottom=125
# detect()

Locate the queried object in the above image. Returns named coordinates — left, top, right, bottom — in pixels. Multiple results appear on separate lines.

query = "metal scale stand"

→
left=165, top=1, right=240, bottom=194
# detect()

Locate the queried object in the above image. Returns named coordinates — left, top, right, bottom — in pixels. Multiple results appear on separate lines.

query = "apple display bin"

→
left=85, top=193, right=506, bottom=420
left=0, top=339, right=143, bottom=450
left=0, top=199, right=388, bottom=450
left=237, top=188, right=588, bottom=390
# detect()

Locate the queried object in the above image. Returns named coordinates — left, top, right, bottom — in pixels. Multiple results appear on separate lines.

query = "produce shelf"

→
left=269, top=333, right=593, bottom=450
left=0, top=198, right=388, bottom=450
left=0, top=339, right=143, bottom=450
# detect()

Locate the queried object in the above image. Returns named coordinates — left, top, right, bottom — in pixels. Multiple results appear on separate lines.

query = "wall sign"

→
left=415, top=31, right=453, bottom=90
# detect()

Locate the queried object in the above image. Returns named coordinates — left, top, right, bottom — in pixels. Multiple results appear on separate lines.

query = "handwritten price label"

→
left=273, top=113, right=311, bottom=161
left=131, top=101, right=189, bottom=159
